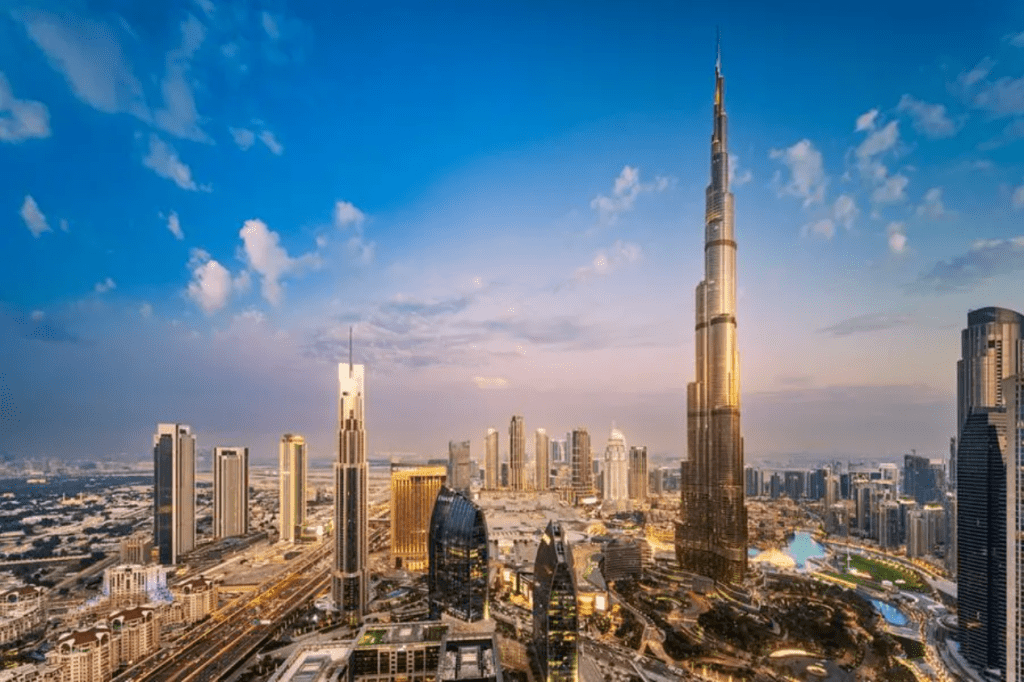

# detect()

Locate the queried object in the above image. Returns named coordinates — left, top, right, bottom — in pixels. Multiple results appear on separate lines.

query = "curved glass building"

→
left=533, top=521, right=578, bottom=682
left=428, top=486, right=489, bottom=622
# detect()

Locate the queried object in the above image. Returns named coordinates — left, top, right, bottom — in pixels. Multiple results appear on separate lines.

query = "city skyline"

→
left=2, top=2, right=1024, bottom=465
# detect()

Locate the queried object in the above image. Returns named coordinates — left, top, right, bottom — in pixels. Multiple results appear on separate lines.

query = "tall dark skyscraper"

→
left=509, top=414, right=525, bottom=490
left=153, top=423, right=195, bottom=566
left=570, top=428, right=592, bottom=504
left=958, top=409, right=1007, bottom=676
left=533, top=521, right=579, bottom=682
left=957, top=307, right=1023, bottom=442
left=428, top=485, right=489, bottom=622
left=675, top=43, right=747, bottom=585
left=333, top=359, right=368, bottom=625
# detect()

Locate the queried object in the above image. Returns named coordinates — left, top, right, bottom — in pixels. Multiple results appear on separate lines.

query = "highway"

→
left=113, top=539, right=332, bottom=682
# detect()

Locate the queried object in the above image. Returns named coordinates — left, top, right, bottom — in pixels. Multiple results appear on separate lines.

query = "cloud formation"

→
left=590, top=165, right=671, bottom=223
left=229, top=127, right=256, bottom=150
left=229, top=124, right=284, bottom=155
left=872, top=174, right=909, bottom=205
left=19, top=195, right=50, bottom=237
left=473, top=376, right=508, bottom=390
left=912, top=236, right=1024, bottom=291
left=769, top=139, right=826, bottom=206
left=818, top=312, right=915, bottom=336
left=166, top=211, right=184, bottom=240
left=94, top=277, right=116, bottom=293
left=802, top=219, right=835, bottom=240
left=0, top=72, right=51, bottom=143
left=833, top=195, right=858, bottom=230
left=916, top=187, right=945, bottom=219
left=568, top=240, right=642, bottom=286
left=887, top=221, right=907, bottom=254
left=1014, top=183, right=1024, bottom=209
left=154, top=14, right=209, bottom=142
left=728, top=155, right=752, bottom=188
left=142, top=134, right=208, bottom=191
left=855, top=108, right=878, bottom=132
left=239, top=219, right=320, bottom=305
left=187, top=248, right=233, bottom=314
left=334, top=200, right=374, bottom=264
left=896, top=95, right=957, bottom=138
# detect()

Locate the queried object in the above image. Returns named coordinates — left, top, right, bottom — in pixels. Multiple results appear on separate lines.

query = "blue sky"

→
left=1, top=0, right=1023, bottom=466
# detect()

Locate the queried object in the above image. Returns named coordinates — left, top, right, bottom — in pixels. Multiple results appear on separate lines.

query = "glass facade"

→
left=428, top=486, right=489, bottom=622
left=533, top=521, right=578, bottom=682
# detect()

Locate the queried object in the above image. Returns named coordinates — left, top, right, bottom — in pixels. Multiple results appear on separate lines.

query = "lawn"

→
left=846, top=554, right=928, bottom=592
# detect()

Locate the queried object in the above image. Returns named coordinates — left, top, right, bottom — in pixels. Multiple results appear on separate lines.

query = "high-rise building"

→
left=958, top=307, right=1023, bottom=441
left=903, top=453, right=940, bottom=506
left=428, top=486, right=489, bottom=622
left=152, top=423, right=195, bottom=565
left=958, top=409, right=1007, bottom=676
left=279, top=434, right=307, bottom=542
left=213, top=446, right=249, bottom=539
left=533, top=521, right=579, bottom=682
left=484, top=428, right=499, bottom=490
left=334, top=359, right=369, bottom=624
left=391, top=465, right=447, bottom=570
left=675, top=43, right=747, bottom=585
left=447, top=440, right=471, bottom=492
left=1006, top=374, right=1024, bottom=682
left=570, top=428, right=592, bottom=504
left=550, top=438, right=567, bottom=465
left=628, top=446, right=648, bottom=503
left=509, top=415, right=526, bottom=491
left=536, top=428, right=550, bottom=491
left=602, top=426, right=628, bottom=509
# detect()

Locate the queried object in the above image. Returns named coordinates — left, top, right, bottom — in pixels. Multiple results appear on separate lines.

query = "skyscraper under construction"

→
left=675, top=42, right=747, bottom=585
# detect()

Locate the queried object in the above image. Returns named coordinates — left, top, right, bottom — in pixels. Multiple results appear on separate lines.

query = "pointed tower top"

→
left=716, top=26, right=721, bottom=73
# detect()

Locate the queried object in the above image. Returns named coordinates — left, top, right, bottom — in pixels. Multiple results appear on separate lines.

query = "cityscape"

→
left=2, top=3, right=1024, bottom=682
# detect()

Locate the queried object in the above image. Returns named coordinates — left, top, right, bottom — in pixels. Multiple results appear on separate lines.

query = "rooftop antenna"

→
left=348, top=326, right=353, bottom=378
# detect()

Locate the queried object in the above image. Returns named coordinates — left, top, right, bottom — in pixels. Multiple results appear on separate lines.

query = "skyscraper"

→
left=391, top=465, right=447, bottom=570
left=334, top=359, right=368, bottom=624
left=213, top=446, right=248, bottom=539
left=628, top=445, right=648, bottom=503
left=484, top=427, right=499, bottom=490
left=958, top=409, right=1007, bottom=675
left=536, top=428, right=550, bottom=491
left=279, top=434, right=307, bottom=542
left=448, top=440, right=471, bottom=492
left=1006, top=374, right=1024, bottom=682
left=509, top=415, right=525, bottom=491
left=957, top=307, right=1023, bottom=441
left=153, top=423, right=195, bottom=565
left=570, top=428, right=592, bottom=504
left=675, top=42, right=747, bottom=585
left=602, top=426, right=628, bottom=510
left=428, top=485, right=489, bottom=622
left=533, top=521, right=579, bottom=682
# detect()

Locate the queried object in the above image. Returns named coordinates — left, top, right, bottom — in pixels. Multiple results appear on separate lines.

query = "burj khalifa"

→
left=675, top=40, right=747, bottom=585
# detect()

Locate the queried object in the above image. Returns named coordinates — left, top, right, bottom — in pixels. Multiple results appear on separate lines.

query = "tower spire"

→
left=348, top=326, right=353, bottom=378
left=716, top=26, right=721, bottom=74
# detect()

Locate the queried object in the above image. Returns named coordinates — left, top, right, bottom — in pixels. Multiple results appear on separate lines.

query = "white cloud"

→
left=887, top=222, right=907, bottom=254
left=896, top=95, right=957, bottom=138
left=94, top=277, right=116, bottom=293
left=59, top=218, right=69, bottom=232
left=15, top=10, right=150, bottom=121
left=187, top=248, right=233, bottom=314
left=193, top=0, right=215, bottom=19
left=166, top=211, right=184, bottom=240
left=872, top=174, right=909, bottom=205
left=334, top=201, right=366, bottom=227
left=259, top=130, right=284, bottom=155
left=20, top=195, right=50, bottom=237
left=590, top=165, right=672, bottom=223
left=142, top=134, right=208, bottom=191
left=139, top=302, right=153, bottom=318
left=1010, top=31, right=1024, bottom=48
left=154, top=14, right=208, bottom=142
left=473, top=376, right=508, bottom=390
left=802, top=219, right=835, bottom=240
left=728, top=155, right=752, bottom=188
left=1012, top=184, right=1024, bottom=209
left=916, top=187, right=945, bottom=219
left=0, top=71, right=51, bottom=142
left=973, top=76, right=1024, bottom=117
left=856, top=120, right=899, bottom=159
left=833, top=194, right=859, bottom=230
left=571, top=240, right=642, bottom=284
left=855, top=108, right=878, bottom=132
left=769, top=139, right=827, bottom=206
left=239, top=219, right=320, bottom=305
left=261, top=12, right=281, bottom=40
left=30, top=310, right=44, bottom=321
left=229, top=127, right=256, bottom=150
left=957, top=58, right=996, bottom=89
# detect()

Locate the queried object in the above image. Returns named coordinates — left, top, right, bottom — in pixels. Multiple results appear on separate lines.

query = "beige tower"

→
left=509, top=415, right=526, bottom=491
left=390, top=465, right=447, bottom=570
left=536, top=428, right=550, bottom=491
left=279, top=434, right=306, bottom=542
left=213, top=446, right=248, bottom=538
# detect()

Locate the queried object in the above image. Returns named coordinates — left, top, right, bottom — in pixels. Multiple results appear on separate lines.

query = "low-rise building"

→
left=109, top=606, right=160, bottom=668
left=52, top=626, right=112, bottom=682
left=0, top=586, right=46, bottom=647
left=170, top=577, right=217, bottom=625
